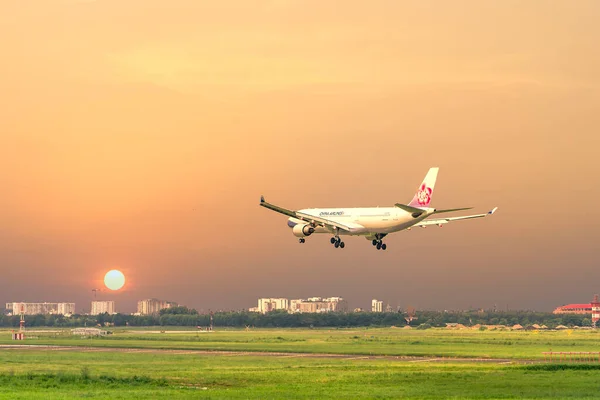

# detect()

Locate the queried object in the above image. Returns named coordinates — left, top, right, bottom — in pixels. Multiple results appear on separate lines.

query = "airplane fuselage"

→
left=288, top=207, right=434, bottom=237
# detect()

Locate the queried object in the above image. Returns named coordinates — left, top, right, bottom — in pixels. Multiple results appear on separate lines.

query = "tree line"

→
left=0, top=309, right=592, bottom=329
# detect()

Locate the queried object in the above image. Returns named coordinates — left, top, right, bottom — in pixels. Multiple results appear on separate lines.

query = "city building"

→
left=91, top=301, right=116, bottom=315
left=372, top=299, right=383, bottom=312
left=289, top=299, right=303, bottom=313
left=289, top=297, right=348, bottom=313
left=592, top=295, right=600, bottom=327
left=5, top=302, right=76, bottom=316
left=257, top=298, right=289, bottom=314
left=57, top=303, right=76, bottom=316
left=251, top=297, right=348, bottom=314
left=137, top=298, right=178, bottom=315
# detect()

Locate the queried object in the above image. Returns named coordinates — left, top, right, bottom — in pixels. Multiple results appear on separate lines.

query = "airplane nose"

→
left=287, top=219, right=297, bottom=228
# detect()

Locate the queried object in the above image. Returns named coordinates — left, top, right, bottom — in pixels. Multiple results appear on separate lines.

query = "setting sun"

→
left=104, top=270, right=125, bottom=291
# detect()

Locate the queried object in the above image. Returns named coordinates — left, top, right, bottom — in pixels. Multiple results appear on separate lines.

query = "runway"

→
left=0, top=344, right=538, bottom=364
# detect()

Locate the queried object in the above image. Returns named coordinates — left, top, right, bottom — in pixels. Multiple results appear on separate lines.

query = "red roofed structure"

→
left=553, top=303, right=592, bottom=315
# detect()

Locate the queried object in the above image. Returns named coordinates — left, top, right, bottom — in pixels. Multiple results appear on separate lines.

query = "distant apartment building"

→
left=6, top=302, right=76, bottom=316
left=372, top=299, right=383, bottom=312
left=91, top=301, right=116, bottom=315
left=137, top=298, right=178, bottom=315
left=57, top=303, right=76, bottom=316
left=289, top=297, right=348, bottom=313
left=251, top=297, right=348, bottom=314
left=257, top=298, right=289, bottom=314
left=289, top=299, right=303, bottom=312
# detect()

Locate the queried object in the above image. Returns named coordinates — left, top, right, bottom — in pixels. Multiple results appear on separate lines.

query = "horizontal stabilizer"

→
left=394, top=203, right=426, bottom=217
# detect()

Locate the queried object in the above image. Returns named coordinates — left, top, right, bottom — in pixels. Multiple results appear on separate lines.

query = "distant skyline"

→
left=1, top=1, right=599, bottom=313
left=8, top=293, right=593, bottom=315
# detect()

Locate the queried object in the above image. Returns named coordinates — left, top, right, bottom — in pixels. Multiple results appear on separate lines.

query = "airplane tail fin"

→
left=408, top=167, right=439, bottom=208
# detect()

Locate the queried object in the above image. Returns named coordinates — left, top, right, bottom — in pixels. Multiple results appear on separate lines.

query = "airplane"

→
left=259, top=167, right=497, bottom=250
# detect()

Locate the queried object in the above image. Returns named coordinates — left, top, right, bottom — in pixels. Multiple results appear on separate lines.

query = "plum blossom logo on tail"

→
left=416, top=183, right=432, bottom=206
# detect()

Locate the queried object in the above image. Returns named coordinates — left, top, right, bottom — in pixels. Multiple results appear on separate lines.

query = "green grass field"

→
left=1, top=327, right=599, bottom=399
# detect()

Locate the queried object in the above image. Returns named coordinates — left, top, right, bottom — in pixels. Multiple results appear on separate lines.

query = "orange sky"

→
left=1, top=0, right=599, bottom=312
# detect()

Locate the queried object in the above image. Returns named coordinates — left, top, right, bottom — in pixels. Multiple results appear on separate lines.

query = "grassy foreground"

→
left=1, top=327, right=600, bottom=399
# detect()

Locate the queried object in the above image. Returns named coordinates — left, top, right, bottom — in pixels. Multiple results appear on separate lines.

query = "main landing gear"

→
left=298, top=238, right=306, bottom=244
left=330, top=236, right=345, bottom=249
left=372, top=239, right=387, bottom=251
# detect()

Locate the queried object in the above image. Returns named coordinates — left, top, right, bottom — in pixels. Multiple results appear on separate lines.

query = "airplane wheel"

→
left=372, top=240, right=377, bottom=246
left=299, top=238, right=305, bottom=244
left=376, top=243, right=381, bottom=250
left=334, top=241, right=340, bottom=248
left=340, top=242, right=345, bottom=249
left=331, top=237, right=336, bottom=244
left=381, top=243, right=387, bottom=250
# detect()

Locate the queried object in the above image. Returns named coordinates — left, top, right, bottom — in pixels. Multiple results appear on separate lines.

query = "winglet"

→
left=488, top=207, right=498, bottom=215
left=260, top=195, right=265, bottom=203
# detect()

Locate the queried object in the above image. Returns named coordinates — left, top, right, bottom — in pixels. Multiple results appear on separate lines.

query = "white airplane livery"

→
left=260, top=167, right=497, bottom=250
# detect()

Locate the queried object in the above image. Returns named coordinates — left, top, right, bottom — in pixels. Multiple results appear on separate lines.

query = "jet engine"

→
left=292, top=224, right=315, bottom=237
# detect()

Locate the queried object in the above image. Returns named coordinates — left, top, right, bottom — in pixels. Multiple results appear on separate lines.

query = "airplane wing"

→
left=414, top=207, right=498, bottom=227
left=432, top=207, right=473, bottom=214
left=259, top=195, right=296, bottom=218
left=260, top=196, right=365, bottom=233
